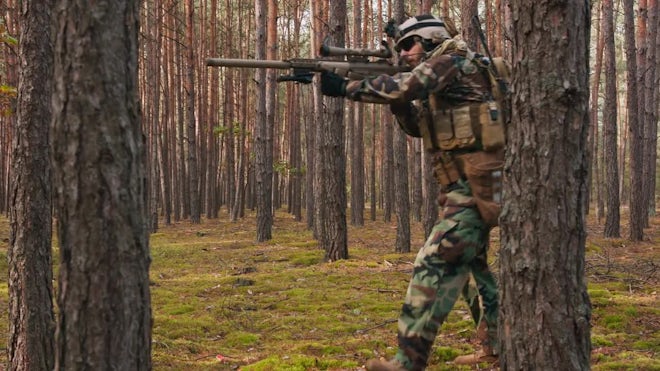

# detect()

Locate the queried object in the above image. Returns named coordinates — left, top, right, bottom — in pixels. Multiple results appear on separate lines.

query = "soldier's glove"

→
left=320, top=71, right=347, bottom=97
left=389, top=102, right=412, bottom=116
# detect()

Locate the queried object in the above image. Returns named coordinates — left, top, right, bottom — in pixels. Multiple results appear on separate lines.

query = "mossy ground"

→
left=0, top=210, right=657, bottom=370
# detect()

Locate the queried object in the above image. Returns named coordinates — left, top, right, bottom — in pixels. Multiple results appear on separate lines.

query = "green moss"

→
left=166, top=304, right=196, bottom=316
left=603, top=314, right=625, bottom=330
left=588, top=289, right=612, bottom=298
left=585, top=242, right=602, bottom=253
left=632, top=339, right=658, bottom=350
left=290, top=251, right=323, bottom=266
left=591, top=334, right=614, bottom=347
left=0, top=213, right=658, bottom=370
left=241, top=354, right=357, bottom=371
left=622, top=306, right=638, bottom=317
left=433, top=346, right=461, bottom=362
left=595, top=358, right=660, bottom=371
left=225, top=331, right=260, bottom=347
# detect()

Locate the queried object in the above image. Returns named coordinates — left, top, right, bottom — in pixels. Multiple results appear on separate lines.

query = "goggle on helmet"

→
left=394, top=15, right=452, bottom=52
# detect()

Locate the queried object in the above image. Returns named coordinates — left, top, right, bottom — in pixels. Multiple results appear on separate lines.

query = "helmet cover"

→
left=395, top=15, right=452, bottom=51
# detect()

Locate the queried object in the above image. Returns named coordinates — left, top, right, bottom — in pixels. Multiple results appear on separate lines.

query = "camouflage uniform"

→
left=345, top=39, right=499, bottom=370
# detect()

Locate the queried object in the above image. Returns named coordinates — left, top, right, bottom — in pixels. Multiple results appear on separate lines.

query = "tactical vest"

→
left=420, top=38, right=510, bottom=153
left=422, top=38, right=511, bottom=227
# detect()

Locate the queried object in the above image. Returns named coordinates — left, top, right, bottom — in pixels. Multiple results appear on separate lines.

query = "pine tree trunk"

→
left=351, top=0, right=365, bottom=226
left=393, top=128, right=411, bottom=253
left=321, top=0, right=348, bottom=261
left=255, top=0, right=273, bottom=241
left=8, top=1, right=55, bottom=368
left=589, top=1, right=605, bottom=218
left=186, top=0, right=200, bottom=224
left=461, top=0, right=479, bottom=50
left=411, top=139, right=423, bottom=222
left=625, top=0, right=645, bottom=241
left=500, top=0, right=591, bottom=368
left=422, top=150, right=438, bottom=237
left=603, top=0, right=621, bottom=237
left=52, top=0, right=152, bottom=367
left=382, top=107, right=394, bottom=222
left=642, top=0, right=658, bottom=219
left=267, top=0, right=278, bottom=212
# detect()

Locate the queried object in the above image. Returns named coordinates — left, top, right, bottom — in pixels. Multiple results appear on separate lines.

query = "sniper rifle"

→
left=206, top=41, right=410, bottom=84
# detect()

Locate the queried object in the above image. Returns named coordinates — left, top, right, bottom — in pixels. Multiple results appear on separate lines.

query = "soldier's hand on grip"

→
left=320, top=71, right=347, bottom=97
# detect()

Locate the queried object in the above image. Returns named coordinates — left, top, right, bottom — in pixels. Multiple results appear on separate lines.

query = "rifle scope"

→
left=319, top=43, right=392, bottom=59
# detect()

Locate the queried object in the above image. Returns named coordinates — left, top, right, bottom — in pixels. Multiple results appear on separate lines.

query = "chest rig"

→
left=419, top=38, right=506, bottom=153
left=419, top=38, right=509, bottom=227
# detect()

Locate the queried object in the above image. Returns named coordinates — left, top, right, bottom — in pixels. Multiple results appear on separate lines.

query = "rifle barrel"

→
left=205, top=58, right=411, bottom=75
left=206, top=58, right=294, bottom=69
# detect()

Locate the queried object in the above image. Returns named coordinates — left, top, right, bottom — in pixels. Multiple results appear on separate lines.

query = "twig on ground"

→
left=355, top=319, right=397, bottom=335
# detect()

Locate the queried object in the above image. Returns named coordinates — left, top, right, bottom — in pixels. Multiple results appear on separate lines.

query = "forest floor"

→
left=0, top=209, right=658, bottom=370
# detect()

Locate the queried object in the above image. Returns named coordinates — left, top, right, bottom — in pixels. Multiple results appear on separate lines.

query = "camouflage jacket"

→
left=344, top=42, right=492, bottom=138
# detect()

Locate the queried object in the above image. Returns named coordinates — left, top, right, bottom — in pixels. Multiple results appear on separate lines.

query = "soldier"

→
left=320, top=14, right=505, bottom=371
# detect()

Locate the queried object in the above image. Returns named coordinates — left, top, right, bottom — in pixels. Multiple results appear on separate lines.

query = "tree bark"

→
left=603, top=0, right=621, bottom=237
left=186, top=0, right=200, bottom=223
left=8, top=1, right=55, bottom=369
left=52, top=0, right=152, bottom=367
left=321, top=0, right=348, bottom=261
left=422, top=149, right=438, bottom=237
left=642, top=0, right=658, bottom=219
left=351, top=0, right=365, bottom=227
left=461, top=0, right=479, bottom=51
left=267, top=0, right=279, bottom=212
left=500, top=0, right=592, bottom=368
left=393, top=128, right=411, bottom=253
left=255, top=0, right=273, bottom=241
left=589, top=1, right=605, bottom=220
left=624, top=0, right=645, bottom=241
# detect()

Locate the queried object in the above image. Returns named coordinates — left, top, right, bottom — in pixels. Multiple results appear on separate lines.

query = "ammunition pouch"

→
left=422, top=95, right=506, bottom=152
left=430, top=149, right=504, bottom=227
left=459, top=150, right=504, bottom=228
left=430, top=151, right=463, bottom=192
left=478, top=100, right=506, bottom=151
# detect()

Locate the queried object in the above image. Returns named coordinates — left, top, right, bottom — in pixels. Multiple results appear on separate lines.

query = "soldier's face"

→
left=400, top=41, right=424, bottom=67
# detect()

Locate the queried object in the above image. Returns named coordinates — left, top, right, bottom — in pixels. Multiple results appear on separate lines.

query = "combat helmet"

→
left=394, top=14, right=456, bottom=52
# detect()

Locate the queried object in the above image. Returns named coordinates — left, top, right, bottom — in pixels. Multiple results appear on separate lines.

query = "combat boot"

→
left=453, top=320, right=498, bottom=365
left=365, top=358, right=407, bottom=371
left=452, top=347, right=498, bottom=365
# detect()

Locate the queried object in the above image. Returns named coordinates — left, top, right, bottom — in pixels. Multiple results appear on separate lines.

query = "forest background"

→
left=0, top=0, right=658, bottom=370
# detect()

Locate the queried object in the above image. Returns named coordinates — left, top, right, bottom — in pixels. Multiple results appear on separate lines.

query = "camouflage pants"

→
left=394, top=179, right=498, bottom=370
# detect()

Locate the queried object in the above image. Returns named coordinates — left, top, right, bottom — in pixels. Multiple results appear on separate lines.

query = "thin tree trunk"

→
left=159, top=0, right=172, bottom=225
left=176, top=2, right=189, bottom=219
left=267, top=0, right=278, bottom=212
left=461, top=0, right=479, bottom=51
left=589, top=1, right=605, bottom=218
left=422, top=149, right=438, bottom=237
left=321, top=0, right=348, bottom=261
left=351, top=0, right=365, bottom=226
left=382, top=103, right=394, bottom=222
left=603, top=0, right=621, bottom=237
left=625, top=0, right=644, bottom=240
left=642, top=0, right=658, bottom=220
left=186, top=0, right=200, bottom=224
left=370, top=107, right=377, bottom=221
left=255, top=0, right=273, bottom=241
left=311, top=0, right=325, bottom=237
